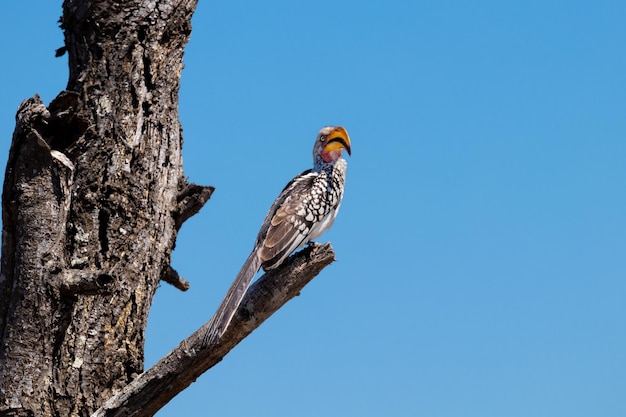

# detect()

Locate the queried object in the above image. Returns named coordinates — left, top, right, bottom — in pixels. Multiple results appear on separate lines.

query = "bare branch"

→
left=92, top=242, right=335, bottom=417
left=160, top=265, right=190, bottom=292
left=174, top=183, right=215, bottom=230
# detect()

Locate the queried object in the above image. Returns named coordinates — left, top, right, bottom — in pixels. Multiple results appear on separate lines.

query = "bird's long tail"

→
left=203, top=249, right=262, bottom=346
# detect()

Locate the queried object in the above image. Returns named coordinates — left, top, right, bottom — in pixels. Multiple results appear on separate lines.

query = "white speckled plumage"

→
left=203, top=126, right=350, bottom=346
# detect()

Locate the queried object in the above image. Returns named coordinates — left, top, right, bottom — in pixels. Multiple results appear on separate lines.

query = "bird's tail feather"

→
left=203, top=250, right=262, bottom=346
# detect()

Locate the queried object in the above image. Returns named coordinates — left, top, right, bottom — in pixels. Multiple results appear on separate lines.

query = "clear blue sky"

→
left=2, top=1, right=625, bottom=416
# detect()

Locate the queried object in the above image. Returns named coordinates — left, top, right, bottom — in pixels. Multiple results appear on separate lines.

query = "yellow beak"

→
left=324, top=126, right=351, bottom=156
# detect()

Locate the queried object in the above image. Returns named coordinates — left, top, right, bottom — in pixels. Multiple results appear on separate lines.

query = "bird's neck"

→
left=313, top=156, right=346, bottom=173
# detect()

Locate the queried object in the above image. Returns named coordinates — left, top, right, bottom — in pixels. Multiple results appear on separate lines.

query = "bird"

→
left=203, top=126, right=351, bottom=346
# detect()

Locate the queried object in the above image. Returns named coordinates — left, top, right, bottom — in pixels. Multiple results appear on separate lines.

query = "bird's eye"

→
left=320, top=135, right=326, bottom=142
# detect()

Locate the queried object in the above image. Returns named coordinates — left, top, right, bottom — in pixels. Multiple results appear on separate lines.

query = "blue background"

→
left=1, top=1, right=625, bottom=416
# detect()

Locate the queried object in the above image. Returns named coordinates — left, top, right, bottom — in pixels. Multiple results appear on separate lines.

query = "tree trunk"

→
left=0, top=2, right=338, bottom=416
left=0, top=1, right=204, bottom=415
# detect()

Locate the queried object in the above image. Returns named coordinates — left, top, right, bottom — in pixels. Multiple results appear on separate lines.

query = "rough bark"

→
left=0, top=1, right=205, bottom=415
left=0, top=1, right=336, bottom=416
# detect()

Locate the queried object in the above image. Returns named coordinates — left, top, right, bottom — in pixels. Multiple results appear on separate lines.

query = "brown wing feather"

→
left=257, top=170, right=317, bottom=270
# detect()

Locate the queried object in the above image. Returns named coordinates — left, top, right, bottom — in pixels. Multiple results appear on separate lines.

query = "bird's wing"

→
left=203, top=170, right=317, bottom=346
left=257, top=169, right=319, bottom=270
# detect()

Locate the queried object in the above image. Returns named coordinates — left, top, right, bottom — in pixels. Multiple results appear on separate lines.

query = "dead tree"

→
left=0, top=1, right=334, bottom=416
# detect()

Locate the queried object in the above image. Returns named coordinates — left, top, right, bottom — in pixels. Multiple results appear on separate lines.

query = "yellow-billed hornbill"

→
left=203, top=126, right=351, bottom=346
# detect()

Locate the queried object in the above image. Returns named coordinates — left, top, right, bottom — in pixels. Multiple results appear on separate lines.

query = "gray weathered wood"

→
left=0, top=1, right=202, bottom=415
left=0, top=1, right=338, bottom=416
left=92, top=243, right=335, bottom=417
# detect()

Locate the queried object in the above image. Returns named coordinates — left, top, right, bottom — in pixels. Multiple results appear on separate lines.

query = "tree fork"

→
left=93, top=243, right=335, bottom=417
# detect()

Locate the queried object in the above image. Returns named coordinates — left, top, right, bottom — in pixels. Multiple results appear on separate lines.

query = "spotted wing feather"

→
left=257, top=169, right=319, bottom=270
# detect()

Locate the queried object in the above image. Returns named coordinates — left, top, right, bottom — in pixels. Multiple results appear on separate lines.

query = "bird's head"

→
left=314, top=126, right=351, bottom=164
